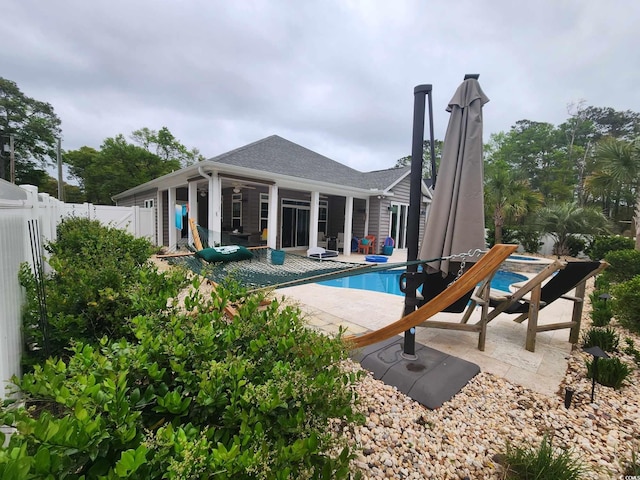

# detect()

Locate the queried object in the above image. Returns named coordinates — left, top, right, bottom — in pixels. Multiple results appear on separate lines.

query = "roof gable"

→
left=208, top=135, right=407, bottom=190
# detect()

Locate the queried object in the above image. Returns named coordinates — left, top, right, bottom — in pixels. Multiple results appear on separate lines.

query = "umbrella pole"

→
left=403, top=84, right=434, bottom=358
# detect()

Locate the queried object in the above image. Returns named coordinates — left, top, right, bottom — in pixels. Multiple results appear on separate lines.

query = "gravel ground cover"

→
left=336, top=282, right=640, bottom=479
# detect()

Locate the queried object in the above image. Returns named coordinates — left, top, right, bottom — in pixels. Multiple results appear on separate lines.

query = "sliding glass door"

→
left=281, top=199, right=310, bottom=248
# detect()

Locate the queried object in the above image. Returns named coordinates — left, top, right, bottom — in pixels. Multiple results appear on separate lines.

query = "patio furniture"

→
left=317, top=232, right=328, bottom=249
left=463, top=259, right=608, bottom=352
left=307, top=246, right=339, bottom=259
left=382, top=237, right=395, bottom=255
left=344, top=244, right=518, bottom=348
left=357, top=235, right=376, bottom=254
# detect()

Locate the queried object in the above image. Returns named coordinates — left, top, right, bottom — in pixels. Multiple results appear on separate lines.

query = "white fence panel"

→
left=0, top=183, right=41, bottom=398
left=61, top=203, right=156, bottom=243
left=0, top=208, right=28, bottom=396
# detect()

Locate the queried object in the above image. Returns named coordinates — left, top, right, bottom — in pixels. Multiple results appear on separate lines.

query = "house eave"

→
left=113, top=160, right=388, bottom=200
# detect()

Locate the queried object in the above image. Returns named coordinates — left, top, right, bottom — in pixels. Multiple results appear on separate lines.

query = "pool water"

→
left=317, top=269, right=527, bottom=296
left=508, top=255, right=540, bottom=262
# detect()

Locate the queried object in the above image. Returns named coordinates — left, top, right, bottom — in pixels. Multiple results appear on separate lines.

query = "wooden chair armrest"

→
left=560, top=294, right=583, bottom=303
left=470, top=293, right=488, bottom=305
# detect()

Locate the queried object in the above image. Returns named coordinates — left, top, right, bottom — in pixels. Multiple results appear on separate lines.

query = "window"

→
left=318, top=200, right=328, bottom=234
left=232, top=193, right=242, bottom=229
left=260, top=193, right=269, bottom=231
left=144, top=199, right=155, bottom=208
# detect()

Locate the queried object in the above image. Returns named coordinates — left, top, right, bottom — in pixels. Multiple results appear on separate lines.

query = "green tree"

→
left=487, top=121, right=575, bottom=202
left=588, top=137, right=640, bottom=247
left=536, top=202, right=610, bottom=256
left=0, top=77, right=62, bottom=183
left=396, top=139, right=443, bottom=180
left=484, top=160, right=543, bottom=245
left=583, top=106, right=640, bottom=141
left=65, top=136, right=181, bottom=204
left=39, top=175, right=86, bottom=203
left=131, top=126, right=205, bottom=167
left=557, top=101, right=597, bottom=205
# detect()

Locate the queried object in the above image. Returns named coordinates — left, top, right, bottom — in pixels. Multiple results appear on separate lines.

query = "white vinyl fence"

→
left=0, top=182, right=154, bottom=398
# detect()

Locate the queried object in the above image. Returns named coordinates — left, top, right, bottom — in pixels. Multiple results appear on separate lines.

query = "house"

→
left=112, top=135, right=432, bottom=255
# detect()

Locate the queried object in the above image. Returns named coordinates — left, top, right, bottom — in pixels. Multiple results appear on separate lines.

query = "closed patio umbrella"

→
left=419, top=76, right=489, bottom=275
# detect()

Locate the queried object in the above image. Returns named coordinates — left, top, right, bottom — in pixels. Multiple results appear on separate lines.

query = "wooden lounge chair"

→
left=463, top=259, right=608, bottom=352
left=345, top=244, right=518, bottom=349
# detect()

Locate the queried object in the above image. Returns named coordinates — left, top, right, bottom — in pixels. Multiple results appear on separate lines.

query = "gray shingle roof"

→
left=207, top=135, right=409, bottom=190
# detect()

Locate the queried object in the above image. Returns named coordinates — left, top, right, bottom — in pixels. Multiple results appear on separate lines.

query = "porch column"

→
left=188, top=181, right=198, bottom=246
left=309, top=191, right=320, bottom=248
left=267, top=184, right=278, bottom=249
left=343, top=196, right=354, bottom=257
left=156, top=190, right=164, bottom=246
left=208, top=172, right=222, bottom=246
left=364, top=197, right=370, bottom=235
left=168, top=187, right=177, bottom=250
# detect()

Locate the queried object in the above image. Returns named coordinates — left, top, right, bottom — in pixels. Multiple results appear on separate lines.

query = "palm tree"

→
left=484, top=161, right=543, bottom=245
left=588, top=137, right=640, bottom=249
left=536, top=202, right=610, bottom=256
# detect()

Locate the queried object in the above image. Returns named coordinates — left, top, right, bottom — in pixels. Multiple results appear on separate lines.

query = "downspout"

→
left=198, top=166, right=211, bottom=181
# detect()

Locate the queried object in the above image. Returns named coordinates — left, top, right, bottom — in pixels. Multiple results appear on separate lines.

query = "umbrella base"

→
left=351, top=335, right=480, bottom=409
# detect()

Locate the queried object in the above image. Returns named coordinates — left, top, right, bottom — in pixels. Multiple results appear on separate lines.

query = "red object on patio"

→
left=357, top=235, right=376, bottom=254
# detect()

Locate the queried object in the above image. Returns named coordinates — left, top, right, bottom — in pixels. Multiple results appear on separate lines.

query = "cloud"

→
left=4, top=0, right=640, bottom=175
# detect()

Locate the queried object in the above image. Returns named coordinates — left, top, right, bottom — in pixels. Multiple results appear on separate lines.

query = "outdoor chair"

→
left=463, top=259, right=608, bottom=352
left=317, top=232, right=328, bottom=249
left=307, top=246, right=338, bottom=260
left=336, top=232, right=346, bottom=252
left=357, top=235, right=376, bottom=254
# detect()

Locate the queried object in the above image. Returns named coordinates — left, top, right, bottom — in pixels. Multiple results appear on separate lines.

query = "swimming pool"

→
left=509, top=255, right=540, bottom=261
left=317, top=269, right=527, bottom=296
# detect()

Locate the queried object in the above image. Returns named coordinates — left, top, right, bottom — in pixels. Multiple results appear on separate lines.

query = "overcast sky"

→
left=4, top=0, right=640, bottom=177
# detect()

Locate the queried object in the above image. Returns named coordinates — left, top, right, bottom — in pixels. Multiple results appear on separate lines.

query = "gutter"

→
left=198, top=166, right=212, bottom=180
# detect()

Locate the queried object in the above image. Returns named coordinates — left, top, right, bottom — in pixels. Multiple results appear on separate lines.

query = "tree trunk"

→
left=635, top=195, right=640, bottom=250
left=494, top=209, right=504, bottom=245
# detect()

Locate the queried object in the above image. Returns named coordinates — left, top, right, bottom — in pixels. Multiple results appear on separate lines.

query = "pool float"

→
left=365, top=255, right=388, bottom=263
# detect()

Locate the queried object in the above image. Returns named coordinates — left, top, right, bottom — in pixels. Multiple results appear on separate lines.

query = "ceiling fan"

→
left=231, top=183, right=256, bottom=193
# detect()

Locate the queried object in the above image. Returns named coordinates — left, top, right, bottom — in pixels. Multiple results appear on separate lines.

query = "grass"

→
left=502, top=435, right=587, bottom=480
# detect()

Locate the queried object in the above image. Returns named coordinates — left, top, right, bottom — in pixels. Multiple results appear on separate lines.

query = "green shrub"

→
left=590, top=307, right=613, bottom=327
left=585, top=235, right=635, bottom=261
left=49, top=217, right=154, bottom=265
left=593, top=274, right=611, bottom=290
left=502, top=434, right=587, bottom=480
left=586, top=357, right=631, bottom=389
left=1, top=280, right=363, bottom=478
left=623, top=338, right=640, bottom=367
left=486, top=226, right=518, bottom=247
left=588, top=294, right=613, bottom=327
left=512, top=226, right=543, bottom=254
left=581, top=327, right=619, bottom=352
left=565, top=236, right=586, bottom=257
left=19, top=218, right=188, bottom=366
left=603, top=249, right=640, bottom=284
left=612, top=276, right=640, bottom=334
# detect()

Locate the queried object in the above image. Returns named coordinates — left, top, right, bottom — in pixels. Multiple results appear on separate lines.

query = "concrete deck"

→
left=279, top=248, right=574, bottom=396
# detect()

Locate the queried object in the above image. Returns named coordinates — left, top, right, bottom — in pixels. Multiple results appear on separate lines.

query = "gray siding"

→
left=115, top=188, right=158, bottom=207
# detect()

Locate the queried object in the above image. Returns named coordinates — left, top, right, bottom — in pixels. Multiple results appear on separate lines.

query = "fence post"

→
left=132, top=206, right=141, bottom=237
left=39, top=193, right=54, bottom=244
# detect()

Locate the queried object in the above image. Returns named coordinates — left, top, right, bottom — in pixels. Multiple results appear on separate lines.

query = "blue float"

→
left=365, top=255, right=388, bottom=263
